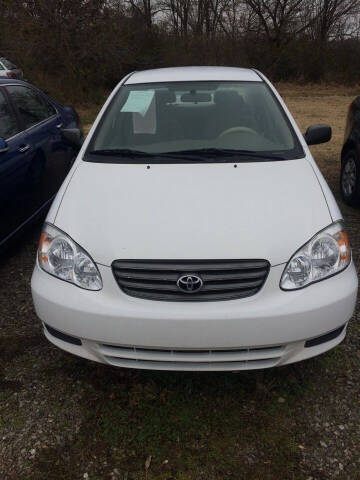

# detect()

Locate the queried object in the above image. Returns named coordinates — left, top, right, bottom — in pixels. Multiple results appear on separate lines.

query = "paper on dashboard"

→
left=121, top=90, right=155, bottom=117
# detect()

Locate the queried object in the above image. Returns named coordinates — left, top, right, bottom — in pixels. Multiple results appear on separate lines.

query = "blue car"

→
left=0, top=79, right=82, bottom=250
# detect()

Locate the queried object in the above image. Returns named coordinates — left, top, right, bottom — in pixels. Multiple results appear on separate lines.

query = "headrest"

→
left=155, top=90, right=176, bottom=105
left=214, top=90, right=244, bottom=106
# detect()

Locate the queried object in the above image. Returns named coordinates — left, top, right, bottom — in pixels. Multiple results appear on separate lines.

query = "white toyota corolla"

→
left=31, top=67, right=358, bottom=371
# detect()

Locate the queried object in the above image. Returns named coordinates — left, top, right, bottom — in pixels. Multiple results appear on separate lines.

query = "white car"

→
left=0, top=57, right=24, bottom=79
left=31, top=67, right=358, bottom=371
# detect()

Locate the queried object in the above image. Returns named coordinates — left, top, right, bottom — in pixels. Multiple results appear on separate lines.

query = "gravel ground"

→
left=0, top=86, right=359, bottom=480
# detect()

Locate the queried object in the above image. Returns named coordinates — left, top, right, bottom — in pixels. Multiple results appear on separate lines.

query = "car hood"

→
left=54, top=158, right=331, bottom=266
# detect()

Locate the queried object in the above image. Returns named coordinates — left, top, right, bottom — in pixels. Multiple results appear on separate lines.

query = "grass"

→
left=31, top=367, right=307, bottom=480
left=277, top=84, right=356, bottom=194
left=78, top=103, right=105, bottom=133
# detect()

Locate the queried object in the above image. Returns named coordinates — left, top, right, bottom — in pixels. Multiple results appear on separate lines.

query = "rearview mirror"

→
left=62, top=128, right=83, bottom=149
left=304, top=125, right=332, bottom=146
left=181, top=93, right=212, bottom=103
left=0, top=138, right=9, bottom=154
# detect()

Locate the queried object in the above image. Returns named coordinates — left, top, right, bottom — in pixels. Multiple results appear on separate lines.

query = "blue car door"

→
left=5, top=84, right=71, bottom=217
left=0, top=87, right=33, bottom=245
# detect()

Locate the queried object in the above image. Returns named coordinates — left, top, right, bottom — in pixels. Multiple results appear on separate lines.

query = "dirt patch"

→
left=0, top=334, right=44, bottom=362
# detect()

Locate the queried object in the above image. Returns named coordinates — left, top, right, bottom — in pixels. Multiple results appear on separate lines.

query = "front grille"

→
left=112, top=259, right=270, bottom=301
left=97, top=343, right=285, bottom=371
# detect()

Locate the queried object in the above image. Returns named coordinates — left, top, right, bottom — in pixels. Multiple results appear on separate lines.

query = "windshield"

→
left=1, top=58, right=17, bottom=70
left=86, top=81, right=304, bottom=162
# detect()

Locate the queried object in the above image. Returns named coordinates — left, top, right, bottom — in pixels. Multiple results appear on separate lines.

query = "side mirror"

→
left=304, top=125, right=332, bottom=146
left=61, top=128, right=84, bottom=149
left=63, top=105, right=77, bottom=115
left=0, top=138, right=9, bottom=154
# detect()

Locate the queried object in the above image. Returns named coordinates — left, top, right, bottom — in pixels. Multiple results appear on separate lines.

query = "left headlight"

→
left=280, top=221, right=351, bottom=291
left=37, top=223, right=102, bottom=291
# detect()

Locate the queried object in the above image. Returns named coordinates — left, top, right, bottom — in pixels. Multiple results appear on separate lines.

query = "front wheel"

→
left=340, top=149, right=360, bottom=207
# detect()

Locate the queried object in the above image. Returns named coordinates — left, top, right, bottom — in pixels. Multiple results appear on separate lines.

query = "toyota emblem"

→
left=177, top=274, right=203, bottom=293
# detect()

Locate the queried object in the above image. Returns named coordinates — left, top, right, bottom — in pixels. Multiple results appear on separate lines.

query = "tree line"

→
left=1, top=0, right=359, bottom=102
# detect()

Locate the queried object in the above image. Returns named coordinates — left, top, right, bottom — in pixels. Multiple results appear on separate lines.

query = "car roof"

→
left=125, top=66, right=262, bottom=85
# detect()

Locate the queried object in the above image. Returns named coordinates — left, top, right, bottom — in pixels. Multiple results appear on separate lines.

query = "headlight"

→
left=38, top=223, right=102, bottom=291
left=280, top=222, right=351, bottom=290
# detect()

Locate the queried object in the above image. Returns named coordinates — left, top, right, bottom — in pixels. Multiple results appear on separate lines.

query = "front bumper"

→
left=31, top=262, right=358, bottom=371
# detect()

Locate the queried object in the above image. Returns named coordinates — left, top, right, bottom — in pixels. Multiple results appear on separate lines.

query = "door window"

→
left=0, top=90, right=19, bottom=139
left=6, top=85, right=55, bottom=129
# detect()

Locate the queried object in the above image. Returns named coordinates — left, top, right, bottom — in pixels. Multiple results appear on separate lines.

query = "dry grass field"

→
left=279, top=84, right=358, bottom=193
left=0, top=84, right=359, bottom=480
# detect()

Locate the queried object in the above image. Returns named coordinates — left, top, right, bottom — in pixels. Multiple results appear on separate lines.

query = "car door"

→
left=5, top=84, right=70, bottom=216
left=0, top=87, right=34, bottom=245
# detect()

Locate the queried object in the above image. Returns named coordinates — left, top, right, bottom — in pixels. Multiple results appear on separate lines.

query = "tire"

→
left=340, top=149, right=360, bottom=207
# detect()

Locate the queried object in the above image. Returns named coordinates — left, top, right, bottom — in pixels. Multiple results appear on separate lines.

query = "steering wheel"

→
left=218, top=126, right=257, bottom=138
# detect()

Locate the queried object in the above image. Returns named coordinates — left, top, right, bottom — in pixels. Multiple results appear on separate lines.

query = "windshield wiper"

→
left=88, top=148, right=286, bottom=162
left=88, top=149, right=156, bottom=157
left=165, top=148, right=286, bottom=161
left=87, top=149, right=203, bottom=162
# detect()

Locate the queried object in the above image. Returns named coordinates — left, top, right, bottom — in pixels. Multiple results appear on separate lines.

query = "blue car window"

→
left=6, top=85, right=54, bottom=130
left=0, top=90, right=18, bottom=139
left=45, top=99, right=57, bottom=117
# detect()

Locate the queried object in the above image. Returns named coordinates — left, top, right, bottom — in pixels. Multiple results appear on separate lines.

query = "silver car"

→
left=0, top=57, right=23, bottom=79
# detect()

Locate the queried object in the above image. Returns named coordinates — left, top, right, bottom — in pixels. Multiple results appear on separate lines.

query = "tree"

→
left=245, top=0, right=314, bottom=46
left=309, top=0, right=360, bottom=42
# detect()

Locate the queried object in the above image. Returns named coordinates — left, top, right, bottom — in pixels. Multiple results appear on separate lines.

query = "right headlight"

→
left=280, top=221, right=351, bottom=290
left=37, top=223, right=102, bottom=291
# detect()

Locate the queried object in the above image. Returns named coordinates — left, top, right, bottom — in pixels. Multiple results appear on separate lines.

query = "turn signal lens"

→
left=281, top=222, right=351, bottom=290
left=38, top=224, right=102, bottom=291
